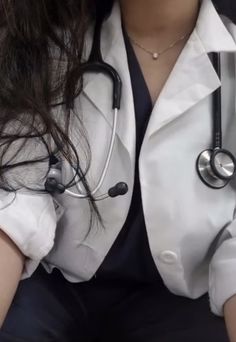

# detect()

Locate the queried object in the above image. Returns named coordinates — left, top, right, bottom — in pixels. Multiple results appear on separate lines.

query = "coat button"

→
left=159, top=251, right=178, bottom=264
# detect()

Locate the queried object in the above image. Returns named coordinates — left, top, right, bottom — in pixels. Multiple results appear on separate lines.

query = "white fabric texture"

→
left=0, top=0, right=236, bottom=317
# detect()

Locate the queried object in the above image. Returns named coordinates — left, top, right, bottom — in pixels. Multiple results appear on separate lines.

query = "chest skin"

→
left=132, top=39, right=189, bottom=104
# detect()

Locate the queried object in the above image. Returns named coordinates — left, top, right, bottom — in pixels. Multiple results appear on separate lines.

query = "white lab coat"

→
left=1, top=0, right=236, bottom=316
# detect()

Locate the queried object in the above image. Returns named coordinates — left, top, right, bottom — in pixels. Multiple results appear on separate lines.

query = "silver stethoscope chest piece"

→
left=197, top=149, right=236, bottom=189
left=211, top=149, right=236, bottom=179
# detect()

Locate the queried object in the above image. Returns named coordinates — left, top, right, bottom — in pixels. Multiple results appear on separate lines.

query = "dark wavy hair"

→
left=0, top=0, right=235, bottom=201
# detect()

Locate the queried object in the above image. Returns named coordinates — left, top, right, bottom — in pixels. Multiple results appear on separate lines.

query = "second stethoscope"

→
left=45, top=19, right=236, bottom=199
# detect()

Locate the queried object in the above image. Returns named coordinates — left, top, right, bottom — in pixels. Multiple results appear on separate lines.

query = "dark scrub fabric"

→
left=0, top=35, right=230, bottom=341
left=96, top=28, right=163, bottom=284
left=0, top=266, right=229, bottom=341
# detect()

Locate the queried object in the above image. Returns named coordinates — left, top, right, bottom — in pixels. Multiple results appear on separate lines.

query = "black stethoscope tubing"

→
left=196, top=52, right=236, bottom=189
left=45, top=16, right=128, bottom=198
left=80, top=15, right=122, bottom=110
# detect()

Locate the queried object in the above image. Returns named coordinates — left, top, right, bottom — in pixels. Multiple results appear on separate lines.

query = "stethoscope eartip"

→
left=108, top=182, right=128, bottom=197
left=45, top=178, right=66, bottom=194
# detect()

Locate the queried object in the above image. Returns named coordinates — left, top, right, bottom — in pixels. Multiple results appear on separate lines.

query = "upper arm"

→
left=0, top=229, right=25, bottom=326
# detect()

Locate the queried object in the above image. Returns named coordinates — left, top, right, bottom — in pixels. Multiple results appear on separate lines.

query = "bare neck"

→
left=120, top=0, right=200, bottom=39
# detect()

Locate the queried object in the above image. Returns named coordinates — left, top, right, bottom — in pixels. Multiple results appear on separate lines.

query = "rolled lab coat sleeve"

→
left=0, top=119, right=57, bottom=278
left=209, top=219, right=236, bottom=316
left=0, top=192, right=57, bottom=278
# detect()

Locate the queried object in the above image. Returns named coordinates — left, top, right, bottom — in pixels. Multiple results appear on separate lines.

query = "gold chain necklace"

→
left=128, top=33, right=189, bottom=60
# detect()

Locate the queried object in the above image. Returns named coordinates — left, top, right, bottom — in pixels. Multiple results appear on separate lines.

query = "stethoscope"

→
left=45, top=16, right=128, bottom=200
left=45, top=19, right=236, bottom=199
left=196, top=52, right=236, bottom=189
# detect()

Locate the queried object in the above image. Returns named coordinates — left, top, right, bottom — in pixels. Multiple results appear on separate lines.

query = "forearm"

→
left=224, top=295, right=236, bottom=342
left=0, top=229, right=25, bottom=328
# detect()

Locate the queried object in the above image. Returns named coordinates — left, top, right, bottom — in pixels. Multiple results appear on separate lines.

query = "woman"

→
left=0, top=0, right=236, bottom=340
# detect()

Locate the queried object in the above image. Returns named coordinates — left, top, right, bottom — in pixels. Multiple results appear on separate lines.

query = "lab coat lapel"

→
left=145, top=0, right=236, bottom=138
left=82, top=3, right=136, bottom=160
left=145, top=35, right=221, bottom=138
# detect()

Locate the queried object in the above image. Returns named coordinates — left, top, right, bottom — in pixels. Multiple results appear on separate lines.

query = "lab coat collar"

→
left=144, top=0, right=236, bottom=138
left=196, top=0, right=236, bottom=53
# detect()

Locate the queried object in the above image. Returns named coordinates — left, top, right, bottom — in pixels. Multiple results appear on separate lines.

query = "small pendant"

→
left=152, top=52, right=159, bottom=60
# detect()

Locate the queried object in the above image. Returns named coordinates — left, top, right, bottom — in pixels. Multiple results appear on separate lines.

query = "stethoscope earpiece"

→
left=108, top=182, right=129, bottom=197
left=197, top=149, right=236, bottom=189
left=45, top=178, right=66, bottom=194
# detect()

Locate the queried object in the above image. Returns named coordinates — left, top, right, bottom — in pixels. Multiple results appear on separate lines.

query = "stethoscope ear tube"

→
left=80, top=12, right=122, bottom=109
left=44, top=15, right=127, bottom=199
left=79, top=62, right=122, bottom=109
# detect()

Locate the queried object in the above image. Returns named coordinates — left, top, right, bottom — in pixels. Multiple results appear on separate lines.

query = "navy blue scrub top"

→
left=96, top=31, right=164, bottom=286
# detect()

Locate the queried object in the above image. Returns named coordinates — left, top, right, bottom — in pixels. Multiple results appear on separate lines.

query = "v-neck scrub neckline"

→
left=96, top=29, right=164, bottom=286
